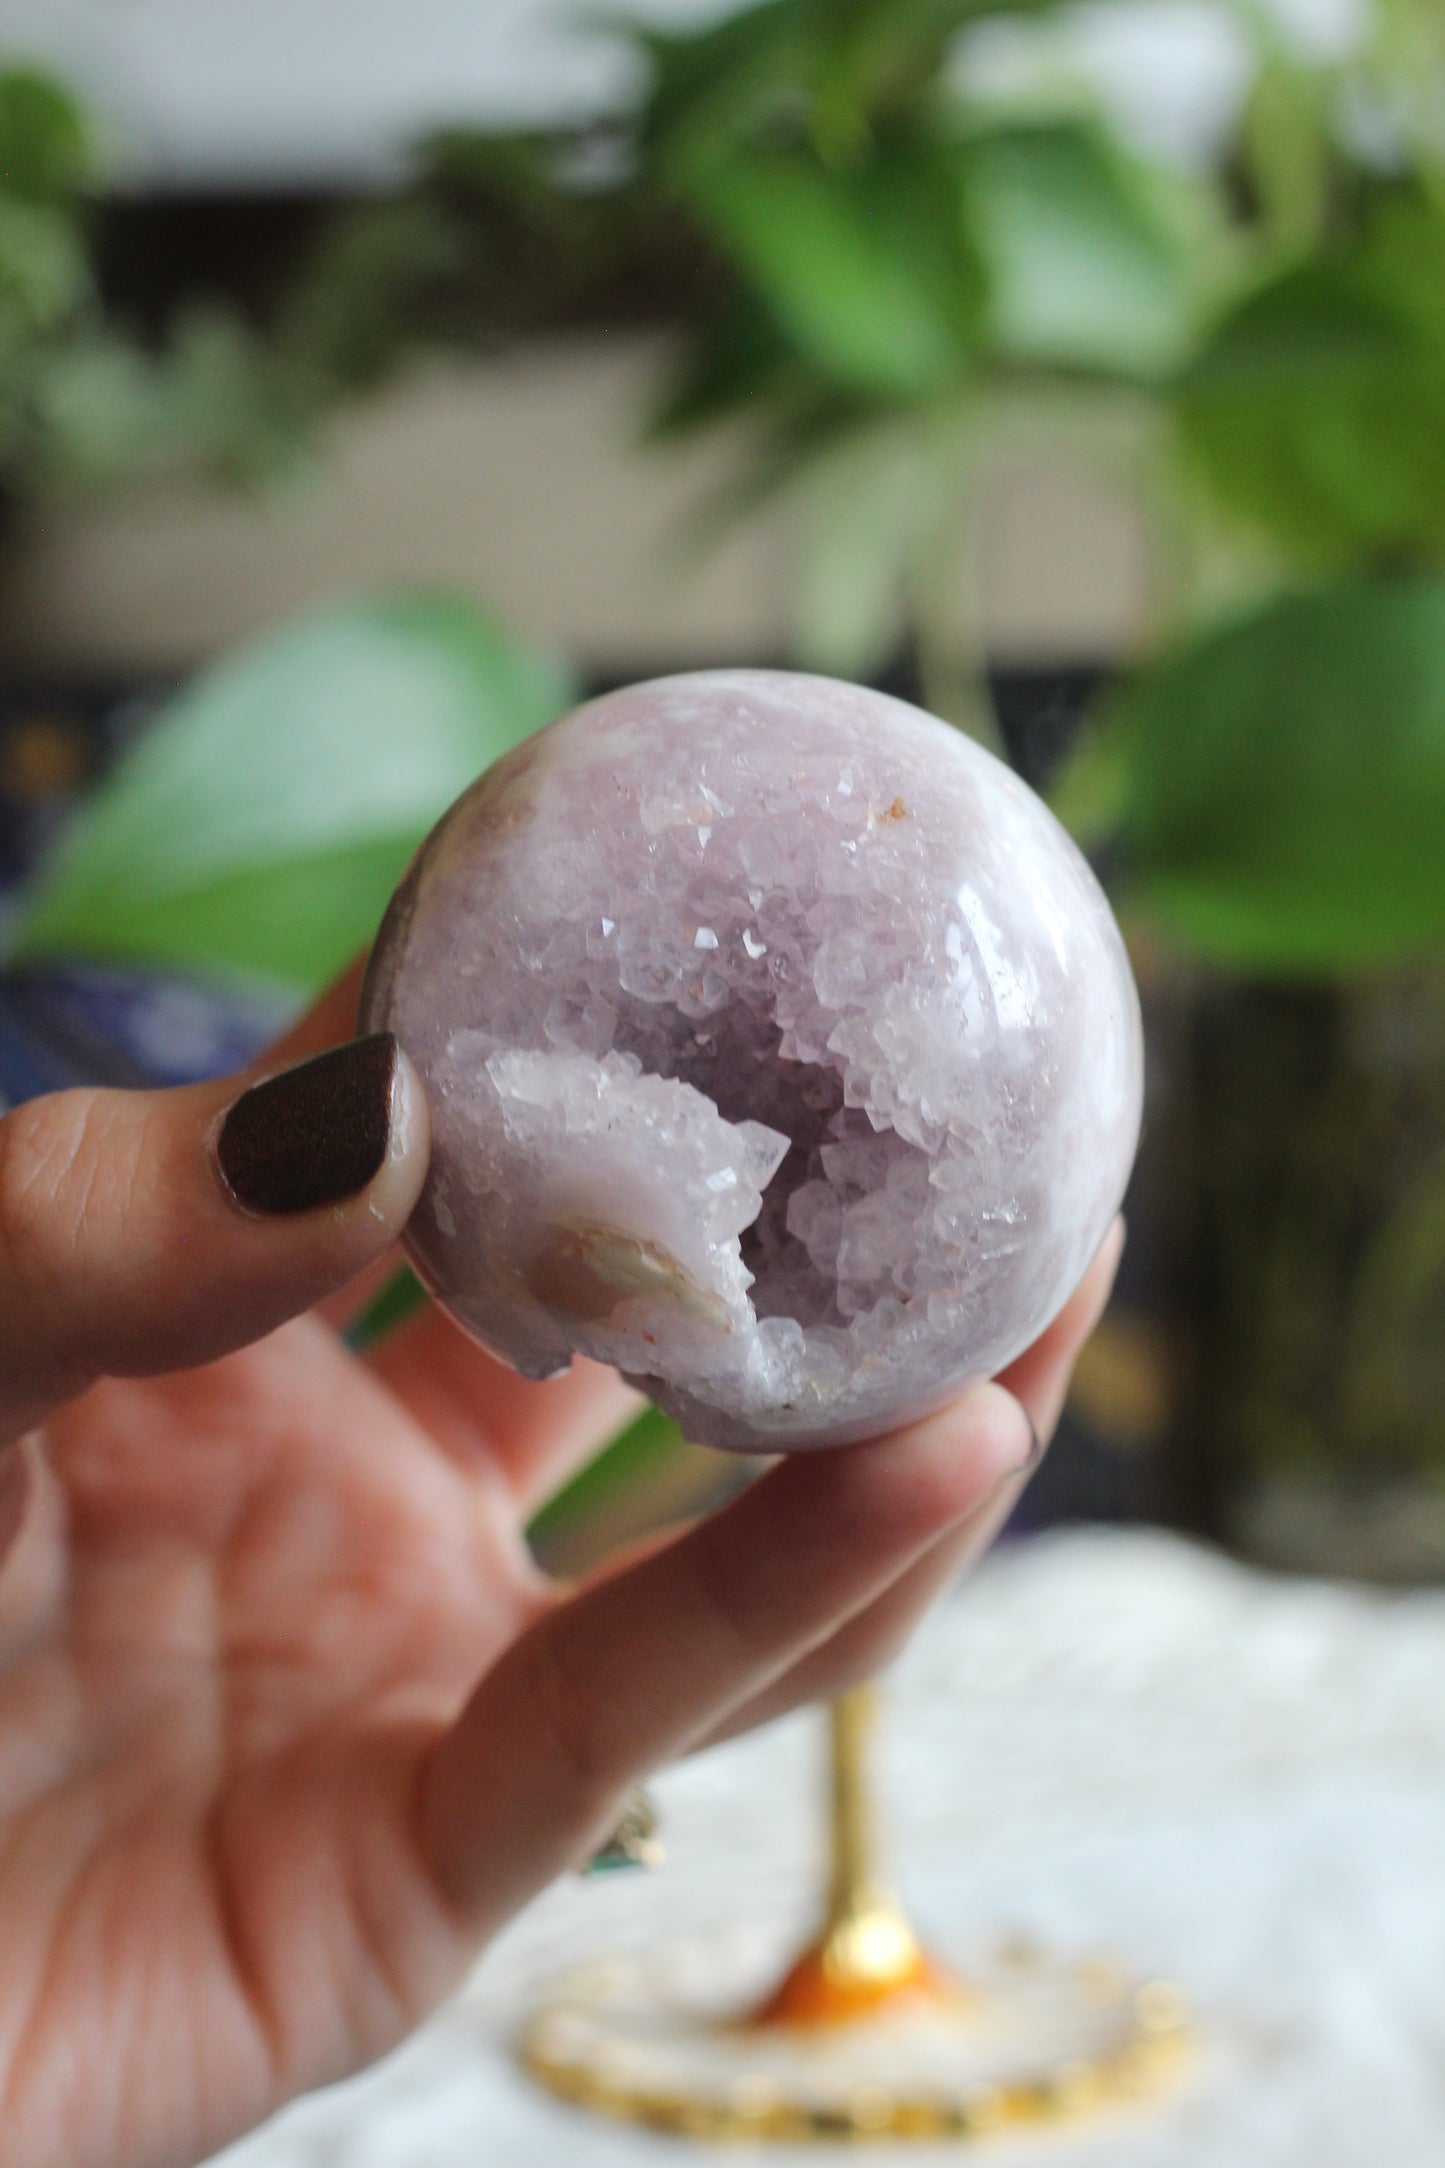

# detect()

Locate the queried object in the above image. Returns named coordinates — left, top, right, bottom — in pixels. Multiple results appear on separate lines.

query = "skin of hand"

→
left=0, top=964, right=1125, bottom=2168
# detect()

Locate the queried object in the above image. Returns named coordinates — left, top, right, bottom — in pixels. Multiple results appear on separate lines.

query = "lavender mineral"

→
left=361, top=671, right=1142, bottom=1450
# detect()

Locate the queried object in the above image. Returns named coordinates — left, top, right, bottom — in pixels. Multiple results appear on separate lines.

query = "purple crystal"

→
left=361, top=672, right=1142, bottom=1451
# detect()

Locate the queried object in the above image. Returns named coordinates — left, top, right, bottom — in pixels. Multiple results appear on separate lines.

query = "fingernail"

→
left=985, top=1407, right=1044, bottom=1512
left=0, top=1448, right=33, bottom=1569
left=953, top=1390, right=1044, bottom=1530
left=216, top=1034, right=400, bottom=1217
left=1018, top=1404, right=1046, bottom=1478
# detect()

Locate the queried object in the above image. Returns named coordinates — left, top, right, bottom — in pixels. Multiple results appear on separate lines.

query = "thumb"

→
left=0, top=1033, right=428, bottom=1446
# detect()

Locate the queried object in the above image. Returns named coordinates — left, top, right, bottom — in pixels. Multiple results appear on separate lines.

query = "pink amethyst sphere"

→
left=360, top=671, right=1142, bottom=1451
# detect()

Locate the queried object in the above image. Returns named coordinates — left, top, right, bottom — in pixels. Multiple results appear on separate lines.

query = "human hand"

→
left=0, top=967, right=1122, bottom=2168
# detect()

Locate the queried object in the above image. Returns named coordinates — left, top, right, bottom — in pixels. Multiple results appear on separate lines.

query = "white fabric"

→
left=214, top=1528, right=1445, bottom=2166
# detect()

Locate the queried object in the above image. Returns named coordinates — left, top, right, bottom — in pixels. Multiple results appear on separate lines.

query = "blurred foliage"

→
left=8, top=5, right=1445, bottom=980
left=6, top=6, right=1445, bottom=971
left=7, top=595, right=575, bottom=992
left=1176, top=195, right=1445, bottom=570
left=0, top=66, right=313, bottom=492
left=1060, top=580, right=1445, bottom=973
left=0, top=67, right=484, bottom=497
left=239, top=0, right=1442, bottom=979
left=614, top=6, right=1217, bottom=735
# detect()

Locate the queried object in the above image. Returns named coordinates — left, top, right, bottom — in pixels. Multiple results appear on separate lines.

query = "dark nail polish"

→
left=216, top=1034, right=399, bottom=1217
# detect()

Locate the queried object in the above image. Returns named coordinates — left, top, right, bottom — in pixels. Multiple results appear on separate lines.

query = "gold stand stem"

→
left=750, top=1688, right=957, bottom=2028
left=821, top=1687, right=920, bottom=1956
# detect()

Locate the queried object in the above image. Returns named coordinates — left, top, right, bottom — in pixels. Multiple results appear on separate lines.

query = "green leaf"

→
left=24, top=837, right=432, bottom=986
left=1089, top=579, right=1445, bottom=972
left=634, top=2, right=813, bottom=168
left=0, top=70, right=93, bottom=201
left=346, top=1265, right=429, bottom=1350
left=679, top=142, right=982, bottom=396
left=0, top=196, right=89, bottom=353
left=24, top=309, right=308, bottom=496
left=22, top=334, right=173, bottom=486
left=635, top=0, right=1064, bottom=171
left=1176, top=196, right=1445, bottom=565
left=810, top=0, right=1065, bottom=128
left=794, top=426, right=921, bottom=675
left=10, top=595, right=575, bottom=991
left=793, top=412, right=972, bottom=677
left=275, top=198, right=473, bottom=398
left=1235, top=45, right=1334, bottom=258
left=964, top=119, right=1211, bottom=378
left=652, top=291, right=800, bottom=437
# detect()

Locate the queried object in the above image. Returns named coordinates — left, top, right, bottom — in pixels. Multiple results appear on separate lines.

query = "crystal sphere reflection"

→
left=360, top=672, right=1142, bottom=1450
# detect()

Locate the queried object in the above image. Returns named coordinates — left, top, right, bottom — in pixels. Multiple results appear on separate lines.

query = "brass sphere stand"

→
left=521, top=1687, right=1191, bottom=2143
left=747, top=1686, right=963, bottom=2031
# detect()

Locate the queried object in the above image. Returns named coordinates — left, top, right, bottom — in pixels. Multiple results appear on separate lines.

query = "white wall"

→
left=0, top=0, right=733, bottom=189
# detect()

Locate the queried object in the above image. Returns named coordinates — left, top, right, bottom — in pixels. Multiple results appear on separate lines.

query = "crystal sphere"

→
left=360, top=671, right=1142, bottom=1451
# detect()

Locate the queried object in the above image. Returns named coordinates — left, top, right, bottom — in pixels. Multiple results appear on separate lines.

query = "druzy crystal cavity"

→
left=361, top=672, right=1142, bottom=1450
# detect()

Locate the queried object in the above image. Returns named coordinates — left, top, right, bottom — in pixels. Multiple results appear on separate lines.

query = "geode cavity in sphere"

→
left=361, top=672, right=1142, bottom=1451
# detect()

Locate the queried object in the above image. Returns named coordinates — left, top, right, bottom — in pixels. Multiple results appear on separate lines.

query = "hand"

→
left=0, top=968, right=1122, bottom=2168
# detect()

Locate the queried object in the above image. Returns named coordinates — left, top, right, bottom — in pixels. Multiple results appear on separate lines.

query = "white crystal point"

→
left=360, top=670, right=1143, bottom=1451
